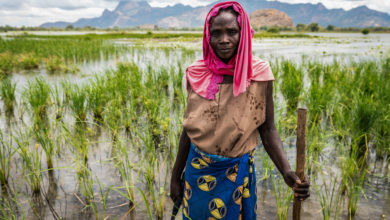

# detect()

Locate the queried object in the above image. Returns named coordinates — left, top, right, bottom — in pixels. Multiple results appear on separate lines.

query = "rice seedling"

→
left=271, top=174, right=294, bottom=220
left=313, top=167, right=342, bottom=220
left=306, top=121, right=329, bottom=173
left=0, top=52, right=14, bottom=75
left=142, top=153, right=169, bottom=220
left=70, top=124, right=90, bottom=168
left=69, top=84, right=88, bottom=122
left=138, top=188, right=153, bottom=220
left=87, top=75, right=108, bottom=120
left=45, top=56, right=64, bottom=74
left=60, top=80, right=72, bottom=105
left=35, top=128, right=55, bottom=170
left=51, top=84, right=65, bottom=120
left=156, top=67, right=170, bottom=94
left=171, top=63, right=185, bottom=104
left=375, top=113, right=390, bottom=160
left=280, top=60, right=304, bottom=114
left=0, top=189, right=26, bottom=220
left=113, top=138, right=138, bottom=208
left=103, top=97, right=123, bottom=141
left=45, top=56, right=79, bottom=74
left=0, top=131, right=15, bottom=186
left=305, top=64, right=334, bottom=124
left=257, top=147, right=275, bottom=181
left=122, top=101, right=137, bottom=132
left=374, top=59, right=390, bottom=159
left=78, top=168, right=98, bottom=220
left=13, top=129, right=42, bottom=195
left=307, top=61, right=322, bottom=85
left=0, top=36, right=126, bottom=64
left=136, top=127, right=169, bottom=220
left=95, top=175, right=112, bottom=220
left=24, top=77, right=51, bottom=123
left=0, top=77, right=16, bottom=113
left=16, top=53, right=39, bottom=70
left=338, top=142, right=368, bottom=217
left=350, top=92, right=378, bottom=159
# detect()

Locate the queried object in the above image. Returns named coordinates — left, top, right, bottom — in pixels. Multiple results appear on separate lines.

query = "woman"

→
left=170, top=1, right=310, bottom=219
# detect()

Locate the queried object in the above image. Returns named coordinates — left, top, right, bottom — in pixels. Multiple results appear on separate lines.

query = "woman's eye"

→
left=228, top=30, right=238, bottom=35
left=210, top=31, right=219, bottom=37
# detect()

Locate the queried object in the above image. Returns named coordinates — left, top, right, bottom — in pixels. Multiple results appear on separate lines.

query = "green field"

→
left=0, top=32, right=389, bottom=220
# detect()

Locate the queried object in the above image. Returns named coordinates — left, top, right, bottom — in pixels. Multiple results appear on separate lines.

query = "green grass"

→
left=0, top=131, right=15, bottom=186
left=272, top=174, right=294, bottom=220
left=0, top=77, right=17, bottom=113
left=69, top=84, right=88, bottom=122
left=87, top=75, right=108, bottom=120
left=0, top=37, right=125, bottom=62
left=35, top=128, right=55, bottom=169
left=313, top=168, right=342, bottom=220
left=0, top=52, right=14, bottom=75
left=24, top=77, right=51, bottom=122
left=14, top=129, right=42, bottom=195
left=280, top=60, right=304, bottom=114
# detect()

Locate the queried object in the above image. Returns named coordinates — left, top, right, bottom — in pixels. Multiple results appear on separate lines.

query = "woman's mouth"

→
left=218, top=48, right=233, bottom=53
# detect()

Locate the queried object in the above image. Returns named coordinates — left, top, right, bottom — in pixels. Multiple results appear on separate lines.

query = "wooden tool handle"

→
left=293, top=108, right=307, bottom=220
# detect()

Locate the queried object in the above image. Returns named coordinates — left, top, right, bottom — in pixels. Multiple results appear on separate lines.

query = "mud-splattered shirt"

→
left=183, top=76, right=269, bottom=158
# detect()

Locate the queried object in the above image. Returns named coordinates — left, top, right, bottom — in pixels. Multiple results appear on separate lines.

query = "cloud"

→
left=0, top=0, right=25, bottom=10
left=0, top=0, right=119, bottom=26
left=0, top=0, right=119, bottom=11
left=269, top=0, right=390, bottom=14
left=148, top=0, right=213, bottom=7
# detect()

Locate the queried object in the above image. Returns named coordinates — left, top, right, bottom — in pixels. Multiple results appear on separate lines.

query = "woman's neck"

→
left=221, top=75, right=233, bottom=84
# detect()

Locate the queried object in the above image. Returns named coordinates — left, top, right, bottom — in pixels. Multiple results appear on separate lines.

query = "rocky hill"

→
left=40, top=0, right=390, bottom=28
left=250, top=9, right=293, bottom=28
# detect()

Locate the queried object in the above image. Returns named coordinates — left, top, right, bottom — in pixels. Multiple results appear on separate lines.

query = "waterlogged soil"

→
left=1, top=32, right=390, bottom=220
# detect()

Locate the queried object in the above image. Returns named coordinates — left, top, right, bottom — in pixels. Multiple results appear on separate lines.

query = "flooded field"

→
left=0, top=32, right=389, bottom=220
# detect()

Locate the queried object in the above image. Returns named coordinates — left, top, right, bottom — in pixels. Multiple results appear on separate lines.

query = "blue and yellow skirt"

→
left=183, top=143, right=257, bottom=220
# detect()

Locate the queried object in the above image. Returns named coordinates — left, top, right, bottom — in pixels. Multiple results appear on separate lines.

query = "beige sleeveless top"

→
left=183, top=77, right=269, bottom=158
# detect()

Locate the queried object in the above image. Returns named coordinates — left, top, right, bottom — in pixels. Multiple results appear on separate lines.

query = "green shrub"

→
left=361, top=28, right=370, bottom=35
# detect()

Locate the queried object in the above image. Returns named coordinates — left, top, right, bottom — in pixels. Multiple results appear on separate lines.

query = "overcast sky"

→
left=0, top=0, right=389, bottom=27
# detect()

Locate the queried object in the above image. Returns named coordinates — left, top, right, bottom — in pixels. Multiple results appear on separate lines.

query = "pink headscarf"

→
left=186, top=1, right=274, bottom=100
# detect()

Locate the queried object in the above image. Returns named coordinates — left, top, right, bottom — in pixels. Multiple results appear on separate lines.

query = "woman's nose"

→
left=220, top=33, right=229, bottom=44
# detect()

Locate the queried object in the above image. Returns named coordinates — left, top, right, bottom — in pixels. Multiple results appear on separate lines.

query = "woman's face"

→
left=209, top=10, right=241, bottom=63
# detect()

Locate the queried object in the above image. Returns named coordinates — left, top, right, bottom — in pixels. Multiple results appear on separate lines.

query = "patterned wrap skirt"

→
left=183, top=143, right=257, bottom=220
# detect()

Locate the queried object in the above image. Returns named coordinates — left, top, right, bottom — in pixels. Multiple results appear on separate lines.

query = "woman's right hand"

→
left=170, top=175, right=183, bottom=203
left=170, top=129, right=190, bottom=203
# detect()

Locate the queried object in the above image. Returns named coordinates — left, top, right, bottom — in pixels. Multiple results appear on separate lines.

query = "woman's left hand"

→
left=283, top=170, right=310, bottom=201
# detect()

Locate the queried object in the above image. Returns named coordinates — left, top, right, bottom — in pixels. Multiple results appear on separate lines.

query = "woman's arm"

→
left=258, top=81, right=310, bottom=200
left=170, top=129, right=191, bottom=202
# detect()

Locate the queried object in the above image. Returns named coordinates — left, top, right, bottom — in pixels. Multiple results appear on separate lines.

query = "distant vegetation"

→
left=1, top=24, right=390, bottom=33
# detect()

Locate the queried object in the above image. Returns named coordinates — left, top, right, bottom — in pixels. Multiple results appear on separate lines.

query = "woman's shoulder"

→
left=186, top=60, right=207, bottom=72
left=251, top=57, right=275, bottom=81
left=252, top=57, right=270, bottom=69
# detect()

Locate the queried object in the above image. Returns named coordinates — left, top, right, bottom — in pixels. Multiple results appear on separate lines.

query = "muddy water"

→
left=1, top=33, right=390, bottom=220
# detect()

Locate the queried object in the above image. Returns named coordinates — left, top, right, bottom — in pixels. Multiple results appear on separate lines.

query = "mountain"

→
left=250, top=9, right=294, bottom=28
left=40, top=0, right=390, bottom=28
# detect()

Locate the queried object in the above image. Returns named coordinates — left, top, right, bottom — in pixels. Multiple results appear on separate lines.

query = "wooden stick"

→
left=293, top=108, right=307, bottom=220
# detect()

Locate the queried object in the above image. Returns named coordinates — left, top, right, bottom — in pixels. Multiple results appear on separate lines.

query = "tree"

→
left=308, top=23, right=319, bottom=32
left=267, top=26, right=280, bottom=34
left=65, top=24, right=74, bottom=30
left=326, top=25, right=335, bottom=31
left=362, top=28, right=370, bottom=35
left=296, top=23, right=306, bottom=31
